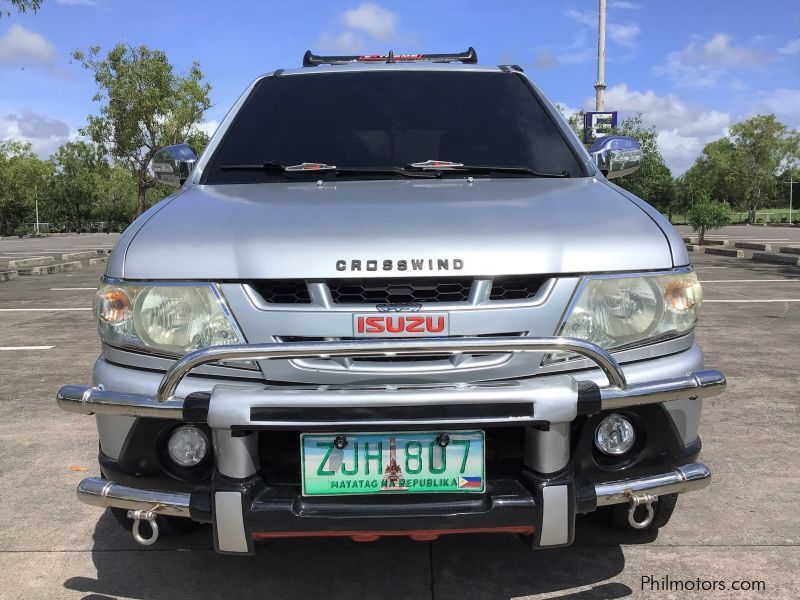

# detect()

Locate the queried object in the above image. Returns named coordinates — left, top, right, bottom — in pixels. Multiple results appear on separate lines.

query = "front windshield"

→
left=204, top=70, right=585, bottom=184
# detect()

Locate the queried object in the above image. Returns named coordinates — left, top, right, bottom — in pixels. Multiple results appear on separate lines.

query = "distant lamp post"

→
left=33, top=183, right=40, bottom=236
left=783, top=171, right=796, bottom=225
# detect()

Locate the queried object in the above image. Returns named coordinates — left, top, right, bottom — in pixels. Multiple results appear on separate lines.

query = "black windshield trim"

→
left=201, top=71, right=589, bottom=185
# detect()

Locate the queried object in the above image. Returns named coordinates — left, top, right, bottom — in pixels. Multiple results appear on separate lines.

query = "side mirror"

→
left=589, top=136, right=643, bottom=179
left=151, top=143, right=199, bottom=188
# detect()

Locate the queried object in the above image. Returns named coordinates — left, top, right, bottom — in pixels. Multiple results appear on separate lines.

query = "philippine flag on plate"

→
left=459, top=476, right=482, bottom=489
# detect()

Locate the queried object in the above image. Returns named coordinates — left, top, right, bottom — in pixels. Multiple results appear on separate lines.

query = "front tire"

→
left=595, top=493, right=678, bottom=531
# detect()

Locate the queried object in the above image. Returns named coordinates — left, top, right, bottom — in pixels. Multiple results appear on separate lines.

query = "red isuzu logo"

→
left=353, top=313, right=449, bottom=337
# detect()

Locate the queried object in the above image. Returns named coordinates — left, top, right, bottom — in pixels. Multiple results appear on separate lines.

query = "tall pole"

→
left=783, top=173, right=795, bottom=225
left=595, top=0, right=607, bottom=111
left=34, top=186, right=40, bottom=236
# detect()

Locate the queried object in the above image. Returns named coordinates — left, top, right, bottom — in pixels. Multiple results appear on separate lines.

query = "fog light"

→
left=167, top=425, right=209, bottom=467
left=594, top=414, right=635, bottom=456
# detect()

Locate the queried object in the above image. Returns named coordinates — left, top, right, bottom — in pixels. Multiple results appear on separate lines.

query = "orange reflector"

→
left=98, top=288, right=132, bottom=324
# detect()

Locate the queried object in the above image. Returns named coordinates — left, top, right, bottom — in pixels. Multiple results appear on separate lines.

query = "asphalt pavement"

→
left=0, top=234, right=798, bottom=599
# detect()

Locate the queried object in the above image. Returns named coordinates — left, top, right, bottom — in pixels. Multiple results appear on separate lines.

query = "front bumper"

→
left=58, top=337, right=725, bottom=553
left=78, top=462, right=710, bottom=544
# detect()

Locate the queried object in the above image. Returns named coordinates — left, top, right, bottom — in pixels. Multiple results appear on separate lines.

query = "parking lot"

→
left=0, top=232, right=798, bottom=599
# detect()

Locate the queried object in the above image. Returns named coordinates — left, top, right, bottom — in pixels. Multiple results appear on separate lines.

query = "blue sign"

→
left=583, top=111, right=618, bottom=143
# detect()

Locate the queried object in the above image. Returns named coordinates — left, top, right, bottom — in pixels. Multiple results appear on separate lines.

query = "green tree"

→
left=48, top=141, right=108, bottom=230
left=96, top=164, right=136, bottom=231
left=675, top=138, right=735, bottom=218
left=728, top=115, right=795, bottom=224
left=1, top=0, right=41, bottom=17
left=555, top=104, right=584, bottom=141
left=611, top=114, right=675, bottom=212
left=0, top=140, right=52, bottom=235
left=72, top=43, right=211, bottom=217
left=687, top=197, right=731, bottom=245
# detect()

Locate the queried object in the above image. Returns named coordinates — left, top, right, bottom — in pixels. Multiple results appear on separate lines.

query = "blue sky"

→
left=0, top=0, right=798, bottom=174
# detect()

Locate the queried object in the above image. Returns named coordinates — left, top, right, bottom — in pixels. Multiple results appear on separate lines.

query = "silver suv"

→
left=58, top=48, right=725, bottom=554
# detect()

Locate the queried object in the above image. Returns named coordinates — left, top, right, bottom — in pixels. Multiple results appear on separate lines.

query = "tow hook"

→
left=127, top=507, right=160, bottom=546
left=626, top=492, right=657, bottom=529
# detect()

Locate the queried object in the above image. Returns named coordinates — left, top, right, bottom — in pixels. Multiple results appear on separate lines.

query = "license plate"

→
left=301, top=431, right=485, bottom=496
left=353, top=313, right=449, bottom=337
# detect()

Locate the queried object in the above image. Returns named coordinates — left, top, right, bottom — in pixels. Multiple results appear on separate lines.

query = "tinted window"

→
left=205, top=71, right=584, bottom=183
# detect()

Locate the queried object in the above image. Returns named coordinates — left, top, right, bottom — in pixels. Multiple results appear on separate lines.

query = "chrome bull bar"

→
left=157, top=336, right=629, bottom=401
left=57, top=337, right=726, bottom=421
left=75, top=461, right=712, bottom=520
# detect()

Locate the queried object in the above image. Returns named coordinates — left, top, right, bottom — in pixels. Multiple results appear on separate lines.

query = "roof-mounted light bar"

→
left=302, top=47, right=478, bottom=67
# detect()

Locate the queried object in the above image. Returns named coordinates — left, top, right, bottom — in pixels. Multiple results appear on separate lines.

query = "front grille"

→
left=328, top=277, right=472, bottom=304
left=490, top=276, right=547, bottom=300
left=250, top=280, right=310, bottom=303
left=250, top=276, right=546, bottom=305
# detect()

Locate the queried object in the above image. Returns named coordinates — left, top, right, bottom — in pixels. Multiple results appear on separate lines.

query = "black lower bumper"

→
left=189, top=470, right=572, bottom=554
left=246, top=479, right=536, bottom=539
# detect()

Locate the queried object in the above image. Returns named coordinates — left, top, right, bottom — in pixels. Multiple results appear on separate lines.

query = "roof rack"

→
left=302, top=47, right=478, bottom=67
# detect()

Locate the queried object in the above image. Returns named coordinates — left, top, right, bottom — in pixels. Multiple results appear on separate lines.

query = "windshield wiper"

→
left=406, top=160, right=569, bottom=178
left=219, top=162, right=437, bottom=178
left=220, top=161, right=337, bottom=172
left=334, top=166, right=437, bottom=179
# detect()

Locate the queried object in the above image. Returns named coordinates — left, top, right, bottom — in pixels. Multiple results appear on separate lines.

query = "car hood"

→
left=117, top=177, right=676, bottom=279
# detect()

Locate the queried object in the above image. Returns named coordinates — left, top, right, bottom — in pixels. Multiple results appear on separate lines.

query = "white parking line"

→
left=701, top=279, right=800, bottom=283
left=50, top=287, right=98, bottom=291
left=704, top=299, right=800, bottom=303
left=0, top=346, right=54, bottom=351
left=0, top=308, right=92, bottom=312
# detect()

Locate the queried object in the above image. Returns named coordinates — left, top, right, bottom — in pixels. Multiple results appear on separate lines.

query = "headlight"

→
left=95, top=281, right=245, bottom=356
left=552, top=271, right=702, bottom=360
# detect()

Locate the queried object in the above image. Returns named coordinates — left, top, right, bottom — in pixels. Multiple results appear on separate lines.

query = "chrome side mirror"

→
left=151, top=143, right=199, bottom=188
left=589, top=136, right=643, bottom=179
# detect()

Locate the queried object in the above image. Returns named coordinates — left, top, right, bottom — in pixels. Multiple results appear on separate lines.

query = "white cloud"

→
left=343, top=3, right=396, bottom=41
left=609, top=1, right=639, bottom=8
left=777, top=37, right=800, bottom=55
left=317, top=31, right=364, bottom=54
left=564, top=8, right=595, bottom=27
left=0, top=109, right=76, bottom=157
left=197, top=119, right=220, bottom=139
left=0, top=24, right=56, bottom=69
left=752, top=89, right=800, bottom=129
left=315, top=4, right=409, bottom=55
left=555, top=31, right=595, bottom=65
left=656, top=33, right=769, bottom=88
left=585, top=84, right=732, bottom=175
left=563, top=8, right=639, bottom=54
left=608, top=22, right=640, bottom=47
